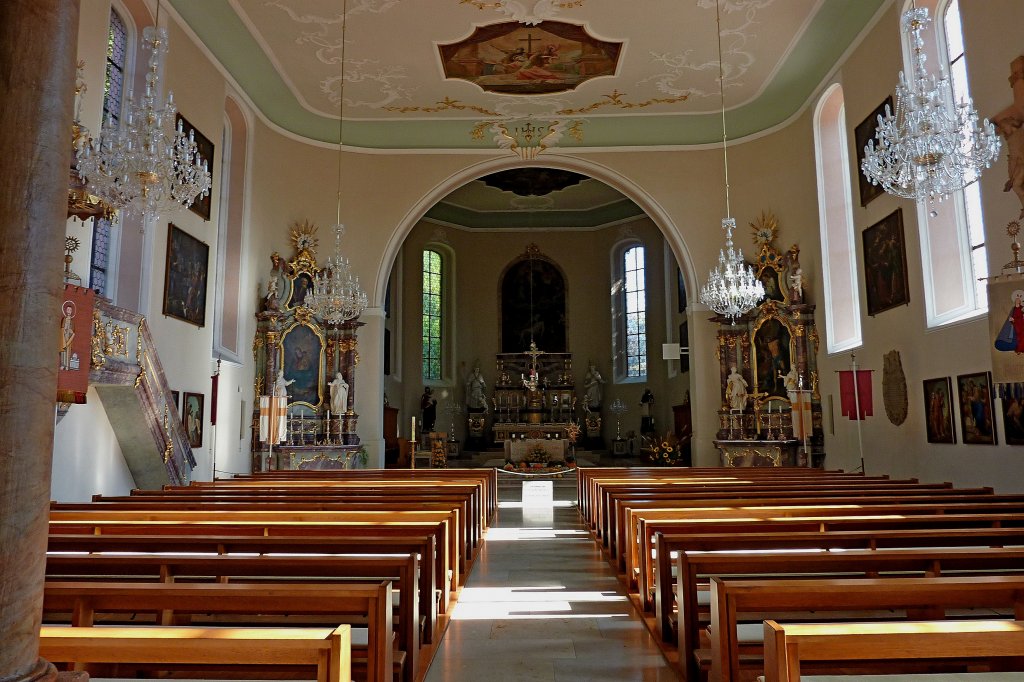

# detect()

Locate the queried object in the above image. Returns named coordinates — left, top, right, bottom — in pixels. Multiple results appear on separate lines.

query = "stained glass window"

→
left=624, top=245, right=646, bottom=378
left=422, top=249, right=442, bottom=380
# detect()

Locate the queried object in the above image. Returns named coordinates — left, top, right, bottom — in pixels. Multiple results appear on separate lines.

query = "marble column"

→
left=0, top=1, right=79, bottom=681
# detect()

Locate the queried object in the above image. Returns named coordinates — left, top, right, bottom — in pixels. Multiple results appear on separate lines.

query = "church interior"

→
left=6, top=0, right=1024, bottom=680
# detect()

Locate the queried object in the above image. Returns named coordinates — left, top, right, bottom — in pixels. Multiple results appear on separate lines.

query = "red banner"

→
left=838, top=370, right=873, bottom=420
left=57, top=284, right=95, bottom=404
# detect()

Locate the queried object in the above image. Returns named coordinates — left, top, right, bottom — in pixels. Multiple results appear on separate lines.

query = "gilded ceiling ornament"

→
left=473, top=118, right=583, bottom=160
left=750, top=210, right=779, bottom=245
left=385, top=97, right=502, bottom=117
left=290, top=220, right=319, bottom=255
left=555, top=89, right=689, bottom=116
left=460, top=0, right=586, bottom=25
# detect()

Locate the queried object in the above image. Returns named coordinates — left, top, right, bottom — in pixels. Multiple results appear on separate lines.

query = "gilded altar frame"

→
left=278, top=317, right=327, bottom=411
left=750, top=305, right=797, bottom=401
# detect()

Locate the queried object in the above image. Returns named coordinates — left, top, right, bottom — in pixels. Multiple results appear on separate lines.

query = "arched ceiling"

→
left=167, top=0, right=886, bottom=150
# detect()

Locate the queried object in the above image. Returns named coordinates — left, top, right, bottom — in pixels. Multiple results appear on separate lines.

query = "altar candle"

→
left=411, top=416, right=416, bottom=439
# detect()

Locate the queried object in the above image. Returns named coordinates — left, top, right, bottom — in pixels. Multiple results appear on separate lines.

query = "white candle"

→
left=411, top=416, right=416, bottom=439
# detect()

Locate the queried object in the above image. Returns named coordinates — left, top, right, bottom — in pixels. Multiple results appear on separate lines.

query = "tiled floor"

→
left=425, top=480, right=678, bottom=681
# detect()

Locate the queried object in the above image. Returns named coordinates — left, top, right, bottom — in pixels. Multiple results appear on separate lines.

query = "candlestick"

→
left=411, top=416, right=416, bottom=440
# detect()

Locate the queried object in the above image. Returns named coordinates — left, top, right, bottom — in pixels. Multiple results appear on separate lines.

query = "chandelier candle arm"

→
left=861, top=7, right=1000, bottom=204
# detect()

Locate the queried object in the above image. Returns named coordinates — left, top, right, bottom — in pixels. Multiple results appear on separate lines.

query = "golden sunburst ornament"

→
left=750, top=211, right=779, bottom=246
left=290, top=220, right=319, bottom=254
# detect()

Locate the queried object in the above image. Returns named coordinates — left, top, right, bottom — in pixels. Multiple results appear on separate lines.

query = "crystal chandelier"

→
left=76, top=4, right=210, bottom=224
left=304, top=0, right=367, bottom=325
left=698, top=1, right=764, bottom=322
left=861, top=7, right=1000, bottom=204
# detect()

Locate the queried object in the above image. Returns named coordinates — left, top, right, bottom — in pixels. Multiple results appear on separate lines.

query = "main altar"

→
left=251, top=222, right=363, bottom=471
left=712, top=214, right=825, bottom=468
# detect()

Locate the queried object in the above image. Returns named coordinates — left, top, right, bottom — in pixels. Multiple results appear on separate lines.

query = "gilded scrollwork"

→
left=91, top=309, right=107, bottom=369
left=110, top=324, right=128, bottom=357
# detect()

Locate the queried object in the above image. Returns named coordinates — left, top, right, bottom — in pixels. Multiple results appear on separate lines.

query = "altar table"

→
left=504, top=438, right=568, bottom=462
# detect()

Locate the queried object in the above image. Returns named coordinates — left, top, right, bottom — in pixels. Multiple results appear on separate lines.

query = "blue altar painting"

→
left=281, top=323, right=324, bottom=407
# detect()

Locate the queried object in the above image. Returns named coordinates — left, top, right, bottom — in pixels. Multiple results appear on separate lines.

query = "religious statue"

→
left=788, top=244, right=804, bottom=303
left=639, top=388, right=655, bottom=434
left=466, top=364, right=487, bottom=410
left=584, top=362, right=604, bottom=408
left=273, top=369, right=294, bottom=399
left=993, top=56, right=1024, bottom=217
left=780, top=367, right=799, bottom=404
left=328, top=372, right=349, bottom=414
left=420, top=386, right=437, bottom=433
left=265, top=252, right=286, bottom=311
left=265, top=277, right=280, bottom=311
left=59, top=301, right=75, bottom=371
left=727, top=366, right=748, bottom=412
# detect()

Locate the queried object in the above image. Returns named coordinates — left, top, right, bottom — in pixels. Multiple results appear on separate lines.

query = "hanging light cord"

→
left=716, top=0, right=730, bottom=219
left=528, top=255, right=535, bottom=346
left=336, top=0, right=348, bottom=228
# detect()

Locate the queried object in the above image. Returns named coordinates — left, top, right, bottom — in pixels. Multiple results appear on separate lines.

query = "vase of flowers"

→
left=641, top=432, right=686, bottom=466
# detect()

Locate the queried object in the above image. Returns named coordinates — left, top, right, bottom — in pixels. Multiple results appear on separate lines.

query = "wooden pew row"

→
left=675, top=547, right=1024, bottom=682
left=615, top=489, right=1009, bottom=569
left=45, top=552, right=421, bottom=682
left=48, top=508, right=461, bottom=597
left=50, top=518, right=452, bottom=614
left=578, top=469, right=881, bottom=524
left=47, top=532, right=439, bottom=647
left=653, top=524, right=1024, bottom=645
left=220, top=468, right=497, bottom=520
left=53, top=500, right=470, bottom=579
left=589, top=476, right=942, bottom=538
left=712, top=575, right=1024, bottom=682
left=762, top=619, right=1024, bottom=682
left=597, top=482, right=967, bottom=547
left=127, top=484, right=486, bottom=548
left=629, top=501, right=1024, bottom=602
left=43, top=581, right=391, bottom=682
left=40, top=623, right=351, bottom=682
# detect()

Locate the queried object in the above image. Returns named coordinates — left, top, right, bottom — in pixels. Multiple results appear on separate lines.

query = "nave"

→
left=425, top=479, right=676, bottom=682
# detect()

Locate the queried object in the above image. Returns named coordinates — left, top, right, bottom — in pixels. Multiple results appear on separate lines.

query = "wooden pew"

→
left=712, top=575, right=1024, bottom=682
left=629, top=502, right=1024, bottom=604
left=43, top=581, right=391, bottom=682
left=48, top=507, right=460, bottom=597
left=40, top=623, right=351, bottom=682
left=51, top=518, right=452, bottom=614
left=653, top=524, right=1024, bottom=645
left=762, top=619, right=1024, bottom=682
left=675, top=547, right=1024, bottom=682
left=46, top=531, right=440, bottom=647
left=52, top=501, right=470, bottom=579
left=45, top=552, right=420, bottom=682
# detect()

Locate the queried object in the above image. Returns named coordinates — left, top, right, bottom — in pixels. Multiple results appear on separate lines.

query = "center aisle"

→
left=425, top=476, right=677, bottom=681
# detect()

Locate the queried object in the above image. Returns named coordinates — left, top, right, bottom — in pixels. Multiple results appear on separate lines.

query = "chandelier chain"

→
left=716, top=0, right=730, bottom=218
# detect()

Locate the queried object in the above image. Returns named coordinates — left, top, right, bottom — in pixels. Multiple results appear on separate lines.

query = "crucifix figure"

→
left=518, top=31, right=540, bottom=55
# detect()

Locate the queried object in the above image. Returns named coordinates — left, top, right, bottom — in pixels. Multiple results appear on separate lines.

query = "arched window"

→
left=910, top=0, right=988, bottom=326
left=814, top=83, right=862, bottom=352
left=213, top=97, right=248, bottom=360
left=422, top=249, right=443, bottom=381
left=613, top=243, right=647, bottom=380
left=89, top=7, right=129, bottom=296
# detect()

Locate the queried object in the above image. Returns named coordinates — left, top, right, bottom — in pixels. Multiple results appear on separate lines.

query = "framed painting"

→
left=288, top=272, right=315, bottom=309
left=855, top=95, right=892, bottom=207
left=752, top=315, right=793, bottom=399
left=280, top=322, right=325, bottom=408
left=500, top=256, right=567, bottom=353
left=175, top=113, right=214, bottom=221
left=757, top=266, right=786, bottom=303
left=182, top=391, right=204, bottom=448
left=956, top=371, right=997, bottom=445
left=862, top=209, right=909, bottom=316
left=923, top=377, right=956, bottom=444
left=1002, top=394, right=1024, bottom=445
left=162, top=224, right=209, bottom=327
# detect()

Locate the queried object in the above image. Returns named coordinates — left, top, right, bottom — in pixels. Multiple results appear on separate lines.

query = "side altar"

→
left=251, top=221, right=362, bottom=471
left=712, top=214, right=824, bottom=468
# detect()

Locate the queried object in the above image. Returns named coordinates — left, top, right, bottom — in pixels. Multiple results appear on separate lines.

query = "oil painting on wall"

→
left=923, top=376, right=955, bottom=444
left=439, top=21, right=621, bottom=95
left=281, top=324, right=323, bottom=407
left=862, top=209, right=909, bottom=316
left=501, top=257, right=566, bottom=353
left=162, top=224, right=209, bottom=327
left=753, top=317, right=792, bottom=398
left=956, top=371, right=997, bottom=445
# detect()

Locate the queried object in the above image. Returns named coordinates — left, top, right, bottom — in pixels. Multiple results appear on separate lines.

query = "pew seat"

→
left=39, top=624, right=351, bottom=682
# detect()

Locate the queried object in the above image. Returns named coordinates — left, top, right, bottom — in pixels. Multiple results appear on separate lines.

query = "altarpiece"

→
left=251, top=222, right=361, bottom=470
left=712, top=214, right=824, bottom=467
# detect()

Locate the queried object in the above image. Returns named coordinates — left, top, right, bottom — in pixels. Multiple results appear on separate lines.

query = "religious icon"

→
left=182, top=392, right=204, bottom=448
left=922, top=377, right=956, bottom=444
left=956, top=372, right=997, bottom=445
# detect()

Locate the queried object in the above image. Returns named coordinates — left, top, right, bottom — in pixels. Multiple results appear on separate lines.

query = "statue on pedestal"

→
left=329, top=372, right=349, bottom=414
left=466, top=364, right=487, bottom=411
left=727, top=366, right=748, bottom=412
left=584, top=362, right=604, bottom=408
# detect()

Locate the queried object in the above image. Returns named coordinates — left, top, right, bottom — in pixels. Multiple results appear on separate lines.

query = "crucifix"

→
left=518, top=32, right=540, bottom=55
left=522, top=340, right=545, bottom=392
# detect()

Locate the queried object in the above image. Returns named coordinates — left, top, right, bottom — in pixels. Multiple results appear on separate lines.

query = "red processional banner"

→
left=57, top=284, right=95, bottom=404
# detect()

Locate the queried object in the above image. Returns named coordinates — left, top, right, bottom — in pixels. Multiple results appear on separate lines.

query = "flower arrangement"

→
left=525, top=443, right=549, bottom=464
left=564, top=420, right=581, bottom=444
left=641, top=432, right=686, bottom=466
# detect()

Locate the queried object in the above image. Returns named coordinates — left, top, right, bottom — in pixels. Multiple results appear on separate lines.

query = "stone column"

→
left=0, top=2, right=79, bottom=681
left=354, top=308, right=385, bottom=468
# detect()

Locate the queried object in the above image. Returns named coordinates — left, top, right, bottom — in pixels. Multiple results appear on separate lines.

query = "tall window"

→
left=814, top=84, right=861, bottom=352
left=90, top=8, right=129, bottom=296
left=944, top=0, right=987, bottom=309
left=911, top=0, right=987, bottom=326
left=422, top=249, right=443, bottom=380
left=623, top=245, right=647, bottom=378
